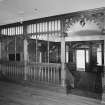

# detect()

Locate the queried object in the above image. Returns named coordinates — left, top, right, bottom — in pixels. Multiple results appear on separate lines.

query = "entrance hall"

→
left=0, top=7, right=105, bottom=103
left=65, top=41, right=103, bottom=98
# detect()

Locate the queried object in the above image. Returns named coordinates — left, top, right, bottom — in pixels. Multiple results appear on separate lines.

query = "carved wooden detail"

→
left=64, top=10, right=105, bottom=34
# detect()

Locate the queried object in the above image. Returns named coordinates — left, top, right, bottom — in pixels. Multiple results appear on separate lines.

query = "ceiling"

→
left=0, top=0, right=105, bottom=26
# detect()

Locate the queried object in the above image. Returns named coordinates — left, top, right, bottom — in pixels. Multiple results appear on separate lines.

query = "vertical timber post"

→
left=102, top=11, right=105, bottom=103
left=23, top=24, right=28, bottom=80
left=61, top=36, right=66, bottom=87
left=24, top=39, right=28, bottom=80
left=61, top=18, right=66, bottom=87
left=102, top=39, right=105, bottom=103
left=0, top=40, right=1, bottom=72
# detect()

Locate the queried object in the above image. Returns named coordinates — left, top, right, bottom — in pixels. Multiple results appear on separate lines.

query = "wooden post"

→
left=102, top=13, right=105, bottom=103
left=61, top=35, right=66, bottom=87
left=60, top=18, right=66, bottom=87
left=24, top=39, right=28, bottom=80
left=0, top=41, right=1, bottom=72
left=102, top=39, right=105, bottom=103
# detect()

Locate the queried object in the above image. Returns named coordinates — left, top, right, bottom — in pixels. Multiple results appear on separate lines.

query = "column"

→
left=24, top=39, right=28, bottom=80
left=102, top=40, right=105, bottom=103
left=0, top=41, right=1, bottom=72
left=102, top=13, right=105, bottom=103
left=61, top=35, right=66, bottom=87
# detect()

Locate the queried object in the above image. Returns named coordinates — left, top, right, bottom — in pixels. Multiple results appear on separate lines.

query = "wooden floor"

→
left=0, top=81, right=104, bottom=105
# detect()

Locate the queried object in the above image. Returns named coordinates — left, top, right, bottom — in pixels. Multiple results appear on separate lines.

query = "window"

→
left=9, top=53, right=20, bottom=61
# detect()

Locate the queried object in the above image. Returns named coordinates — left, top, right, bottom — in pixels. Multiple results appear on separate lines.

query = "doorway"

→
left=76, top=50, right=85, bottom=71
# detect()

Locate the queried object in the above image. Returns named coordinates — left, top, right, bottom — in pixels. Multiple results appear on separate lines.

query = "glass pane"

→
left=37, top=23, right=40, bottom=33
left=16, top=27, right=18, bottom=34
left=21, top=26, right=23, bottom=34
left=55, top=20, right=57, bottom=31
left=86, top=50, right=89, bottom=63
left=58, top=20, right=61, bottom=31
left=52, top=21, right=54, bottom=31
left=40, top=23, right=42, bottom=32
left=33, top=24, right=36, bottom=33
left=49, top=21, right=51, bottom=31
left=42, top=23, right=44, bottom=32
left=45, top=22, right=47, bottom=32
left=31, top=24, right=34, bottom=33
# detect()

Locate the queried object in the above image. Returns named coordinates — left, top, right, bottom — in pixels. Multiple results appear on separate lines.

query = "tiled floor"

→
left=0, top=81, right=103, bottom=105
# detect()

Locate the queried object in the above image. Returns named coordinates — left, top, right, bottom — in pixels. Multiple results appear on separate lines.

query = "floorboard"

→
left=0, top=81, right=103, bottom=105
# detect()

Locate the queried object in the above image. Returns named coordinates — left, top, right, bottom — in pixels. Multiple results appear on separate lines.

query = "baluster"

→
left=16, top=64, right=17, bottom=80
left=39, top=67, right=41, bottom=81
left=28, top=66, right=29, bottom=80
left=29, top=66, right=31, bottom=80
left=6, top=64, right=9, bottom=77
left=13, top=64, right=14, bottom=80
left=30, top=67, right=31, bottom=80
left=44, top=67, right=45, bottom=81
left=31, top=66, right=33, bottom=80
left=17, top=64, right=19, bottom=80
left=32, top=65, right=34, bottom=80
left=10, top=64, right=11, bottom=79
left=32, top=66, right=33, bottom=80
left=22, top=64, right=24, bottom=80
left=34, top=65, right=35, bottom=80
left=11, top=64, right=12, bottom=79
left=46, top=67, right=48, bottom=82
left=6, top=64, right=8, bottom=78
left=21, top=64, right=23, bottom=80
left=20, top=64, right=21, bottom=80
left=30, top=66, right=31, bottom=80
left=53, top=67, right=56, bottom=84
left=41, top=66, right=43, bottom=81
left=51, top=67, right=53, bottom=83
left=13, top=63, right=15, bottom=80
left=9, top=64, right=10, bottom=79
left=47, top=66, right=50, bottom=82
left=46, top=66, right=48, bottom=82
left=56, top=66, right=59, bottom=84
left=14, top=64, right=16, bottom=79
left=12, top=64, right=13, bottom=80
left=38, top=64, right=40, bottom=81
left=31, top=65, right=33, bottom=80
left=9, top=64, right=13, bottom=79
left=44, top=67, right=46, bottom=81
